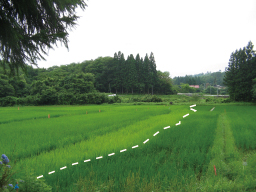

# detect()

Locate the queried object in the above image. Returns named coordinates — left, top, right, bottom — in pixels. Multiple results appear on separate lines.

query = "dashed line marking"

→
left=60, top=166, right=67, bottom=170
left=153, top=131, right=159, bottom=136
left=190, top=108, right=197, bottom=112
left=183, top=114, right=189, bottom=118
left=36, top=105, right=196, bottom=180
left=163, top=126, right=170, bottom=129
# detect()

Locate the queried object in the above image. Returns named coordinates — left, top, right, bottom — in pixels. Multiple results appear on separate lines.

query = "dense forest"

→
left=0, top=51, right=173, bottom=106
left=82, top=51, right=173, bottom=95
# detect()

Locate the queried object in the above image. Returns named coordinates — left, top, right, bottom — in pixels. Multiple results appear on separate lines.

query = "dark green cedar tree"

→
left=0, top=0, right=87, bottom=76
left=224, top=41, right=256, bottom=101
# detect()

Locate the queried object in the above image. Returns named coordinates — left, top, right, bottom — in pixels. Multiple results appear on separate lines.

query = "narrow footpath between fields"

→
left=200, top=109, right=253, bottom=191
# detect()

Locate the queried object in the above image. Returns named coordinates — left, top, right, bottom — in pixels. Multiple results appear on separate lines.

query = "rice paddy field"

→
left=1, top=103, right=256, bottom=191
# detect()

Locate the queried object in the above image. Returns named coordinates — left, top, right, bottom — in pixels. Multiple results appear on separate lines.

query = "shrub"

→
left=108, top=96, right=121, bottom=104
left=205, top=98, right=213, bottom=102
left=0, top=154, right=14, bottom=191
left=191, top=94, right=200, bottom=102
left=58, top=92, right=76, bottom=105
left=16, top=97, right=26, bottom=106
left=221, top=98, right=231, bottom=103
left=131, top=95, right=162, bottom=103
left=0, top=154, right=52, bottom=192
left=150, top=95, right=163, bottom=102
left=16, top=171, right=52, bottom=192
left=85, top=92, right=108, bottom=104
left=131, top=97, right=140, bottom=102
left=0, top=96, right=17, bottom=106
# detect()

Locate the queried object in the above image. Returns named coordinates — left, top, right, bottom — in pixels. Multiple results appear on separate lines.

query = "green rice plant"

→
left=226, top=106, right=256, bottom=151
left=199, top=105, right=256, bottom=191
left=0, top=105, right=175, bottom=161
left=0, top=105, right=99, bottom=124
left=24, top=105, right=217, bottom=191
left=4, top=105, right=189, bottom=190
left=6, top=104, right=255, bottom=191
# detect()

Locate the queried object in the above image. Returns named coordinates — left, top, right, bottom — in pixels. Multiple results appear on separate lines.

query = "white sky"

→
left=37, top=0, right=256, bottom=77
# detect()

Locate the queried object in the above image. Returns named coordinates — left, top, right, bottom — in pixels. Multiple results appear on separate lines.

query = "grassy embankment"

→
left=115, top=94, right=236, bottom=105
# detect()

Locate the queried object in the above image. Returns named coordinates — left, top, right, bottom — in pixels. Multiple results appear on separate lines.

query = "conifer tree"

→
left=224, top=41, right=256, bottom=101
left=224, top=52, right=237, bottom=100
left=143, top=54, right=150, bottom=94
left=119, top=52, right=126, bottom=94
left=126, top=54, right=137, bottom=94
left=135, top=54, right=143, bottom=93
left=0, top=0, right=86, bottom=76
left=113, top=52, right=120, bottom=93
left=149, top=52, right=157, bottom=94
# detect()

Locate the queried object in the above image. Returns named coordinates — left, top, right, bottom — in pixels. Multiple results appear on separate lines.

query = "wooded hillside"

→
left=0, top=51, right=173, bottom=106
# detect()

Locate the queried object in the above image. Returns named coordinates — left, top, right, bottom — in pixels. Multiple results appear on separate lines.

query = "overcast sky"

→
left=37, top=0, right=256, bottom=77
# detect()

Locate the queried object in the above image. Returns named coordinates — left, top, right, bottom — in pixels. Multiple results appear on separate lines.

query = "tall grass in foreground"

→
left=225, top=106, right=256, bottom=151
left=35, top=106, right=217, bottom=191
left=198, top=105, right=256, bottom=191
left=0, top=105, right=175, bottom=161
left=2, top=104, right=229, bottom=191
left=12, top=106, right=188, bottom=175
left=0, top=105, right=99, bottom=124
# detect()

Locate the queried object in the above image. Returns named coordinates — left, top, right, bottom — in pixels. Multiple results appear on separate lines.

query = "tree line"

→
left=81, top=51, right=173, bottom=95
left=173, top=71, right=225, bottom=86
left=224, top=41, right=256, bottom=102
left=0, top=51, right=173, bottom=106
left=172, top=71, right=227, bottom=95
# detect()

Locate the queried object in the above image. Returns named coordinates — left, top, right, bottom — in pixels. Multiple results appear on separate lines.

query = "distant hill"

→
left=172, top=71, right=225, bottom=86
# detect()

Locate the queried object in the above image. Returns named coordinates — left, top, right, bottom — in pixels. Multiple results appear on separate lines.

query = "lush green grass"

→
left=1, top=103, right=256, bottom=191
left=196, top=106, right=256, bottom=191
left=1, top=105, right=175, bottom=160
left=44, top=105, right=218, bottom=191
left=225, top=106, right=256, bottom=151
left=1, top=104, right=191, bottom=190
